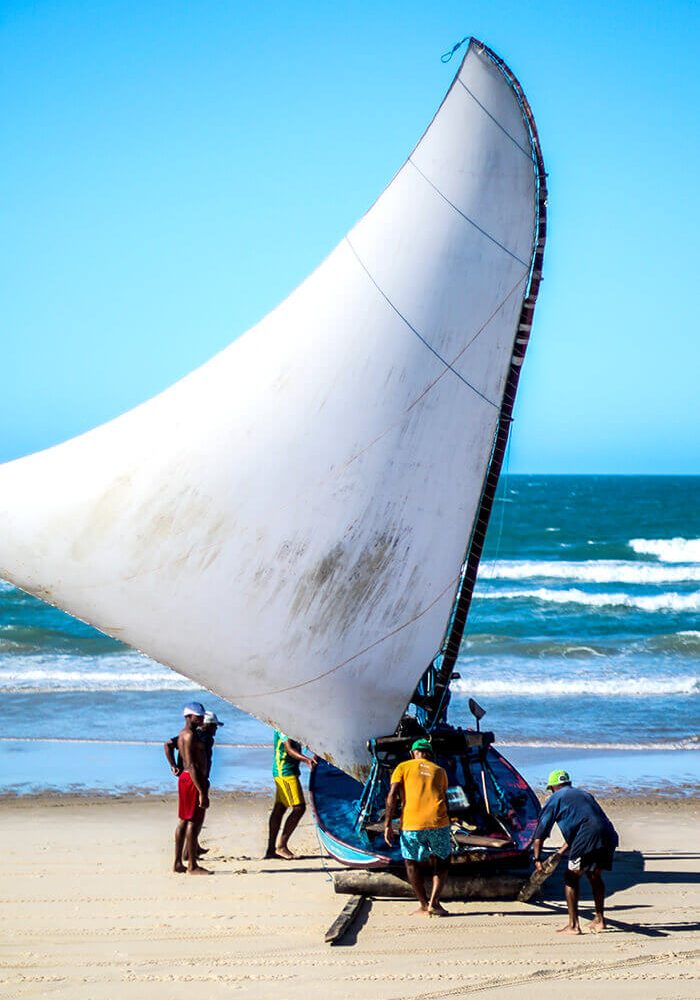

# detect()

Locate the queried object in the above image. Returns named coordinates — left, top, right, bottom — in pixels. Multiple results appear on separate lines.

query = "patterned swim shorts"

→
left=400, top=826, right=452, bottom=862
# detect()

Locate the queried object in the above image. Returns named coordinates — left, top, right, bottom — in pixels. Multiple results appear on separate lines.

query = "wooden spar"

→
left=517, top=853, right=561, bottom=902
left=324, top=894, right=367, bottom=944
left=333, top=870, right=527, bottom=900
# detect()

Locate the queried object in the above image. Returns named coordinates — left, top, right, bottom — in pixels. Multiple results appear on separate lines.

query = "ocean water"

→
left=1, top=475, right=698, bottom=796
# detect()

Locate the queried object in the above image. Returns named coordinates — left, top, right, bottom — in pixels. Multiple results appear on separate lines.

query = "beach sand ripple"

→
left=0, top=793, right=698, bottom=999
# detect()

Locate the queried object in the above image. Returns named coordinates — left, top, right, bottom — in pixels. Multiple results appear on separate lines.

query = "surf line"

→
left=498, top=740, right=700, bottom=751
left=1, top=737, right=697, bottom=751
left=0, top=737, right=273, bottom=748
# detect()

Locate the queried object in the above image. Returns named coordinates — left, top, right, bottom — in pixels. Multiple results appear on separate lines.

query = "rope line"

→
left=233, top=569, right=461, bottom=699
left=441, top=36, right=469, bottom=63
left=408, top=158, right=530, bottom=268
left=345, top=237, right=498, bottom=409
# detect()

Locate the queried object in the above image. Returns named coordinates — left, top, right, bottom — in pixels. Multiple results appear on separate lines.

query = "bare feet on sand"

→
left=411, top=906, right=430, bottom=916
left=429, top=903, right=449, bottom=917
left=275, top=846, right=295, bottom=860
left=557, top=924, right=582, bottom=935
left=173, top=862, right=186, bottom=873
left=187, top=865, right=213, bottom=875
left=589, top=918, right=607, bottom=933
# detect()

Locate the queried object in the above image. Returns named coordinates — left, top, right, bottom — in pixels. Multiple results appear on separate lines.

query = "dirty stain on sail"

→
left=0, top=41, right=544, bottom=778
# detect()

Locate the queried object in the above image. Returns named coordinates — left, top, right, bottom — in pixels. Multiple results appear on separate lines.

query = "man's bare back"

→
left=178, top=726, right=209, bottom=787
left=173, top=706, right=212, bottom=875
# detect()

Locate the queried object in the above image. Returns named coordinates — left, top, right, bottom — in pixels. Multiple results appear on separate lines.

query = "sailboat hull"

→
left=310, top=743, right=540, bottom=869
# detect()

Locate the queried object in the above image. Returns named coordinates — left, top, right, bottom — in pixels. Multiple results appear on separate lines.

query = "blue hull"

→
left=310, top=743, right=540, bottom=869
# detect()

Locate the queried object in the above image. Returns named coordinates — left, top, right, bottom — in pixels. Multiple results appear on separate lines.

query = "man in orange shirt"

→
left=384, top=738, right=451, bottom=916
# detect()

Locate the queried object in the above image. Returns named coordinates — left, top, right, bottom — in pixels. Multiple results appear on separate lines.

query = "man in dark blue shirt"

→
left=532, top=769, right=619, bottom=934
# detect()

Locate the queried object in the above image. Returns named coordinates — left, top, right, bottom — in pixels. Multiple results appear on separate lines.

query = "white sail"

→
left=0, top=41, right=545, bottom=777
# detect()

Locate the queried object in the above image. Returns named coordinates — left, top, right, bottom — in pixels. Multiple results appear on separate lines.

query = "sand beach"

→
left=1, top=791, right=698, bottom=999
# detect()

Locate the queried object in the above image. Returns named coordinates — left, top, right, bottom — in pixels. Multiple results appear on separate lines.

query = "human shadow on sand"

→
left=541, top=849, right=700, bottom=897
left=529, top=849, right=700, bottom=938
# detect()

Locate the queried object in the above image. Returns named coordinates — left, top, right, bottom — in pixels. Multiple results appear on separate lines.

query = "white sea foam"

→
left=0, top=735, right=694, bottom=752
left=0, top=653, right=198, bottom=692
left=0, top=579, right=17, bottom=594
left=497, top=739, right=700, bottom=751
left=629, top=537, right=700, bottom=563
left=0, top=736, right=273, bottom=749
left=452, top=676, right=699, bottom=697
left=479, top=559, right=700, bottom=584
left=476, top=587, right=700, bottom=612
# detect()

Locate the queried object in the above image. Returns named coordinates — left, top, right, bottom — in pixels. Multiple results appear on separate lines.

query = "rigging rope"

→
left=441, top=35, right=469, bottom=63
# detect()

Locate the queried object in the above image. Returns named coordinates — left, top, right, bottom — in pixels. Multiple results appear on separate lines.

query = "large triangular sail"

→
left=0, top=40, right=546, bottom=778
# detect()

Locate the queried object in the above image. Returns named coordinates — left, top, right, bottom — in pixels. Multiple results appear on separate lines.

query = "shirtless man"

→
left=164, top=709, right=223, bottom=860
left=173, top=702, right=212, bottom=874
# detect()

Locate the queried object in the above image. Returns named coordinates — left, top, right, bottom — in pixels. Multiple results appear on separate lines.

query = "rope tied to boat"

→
left=441, top=35, right=469, bottom=63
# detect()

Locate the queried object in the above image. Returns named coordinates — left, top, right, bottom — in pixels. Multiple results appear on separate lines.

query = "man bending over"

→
left=532, top=769, right=618, bottom=934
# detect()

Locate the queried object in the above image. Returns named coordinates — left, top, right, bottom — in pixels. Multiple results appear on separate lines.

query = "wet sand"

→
left=1, top=793, right=698, bottom=999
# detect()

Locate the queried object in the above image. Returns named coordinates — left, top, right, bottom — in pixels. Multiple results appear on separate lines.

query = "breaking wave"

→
left=497, top=738, right=700, bottom=751
left=629, top=538, right=700, bottom=563
left=0, top=653, right=197, bottom=692
left=452, top=676, right=699, bottom=697
left=479, top=560, right=700, bottom=584
left=475, top=588, right=700, bottom=612
left=461, top=632, right=700, bottom=659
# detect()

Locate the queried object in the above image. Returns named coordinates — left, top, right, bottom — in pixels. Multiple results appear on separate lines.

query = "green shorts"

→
left=400, top=826, right=451, bottom=862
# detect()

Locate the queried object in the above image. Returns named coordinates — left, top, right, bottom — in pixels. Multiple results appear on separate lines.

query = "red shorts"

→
left=178, top=772, right=205, bottom=822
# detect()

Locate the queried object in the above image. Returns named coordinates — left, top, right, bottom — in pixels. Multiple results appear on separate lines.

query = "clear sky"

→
left=2, top=0, right=699, bottom=473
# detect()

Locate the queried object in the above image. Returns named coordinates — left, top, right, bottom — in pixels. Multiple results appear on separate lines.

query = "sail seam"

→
left=345, top=237, right=499, bottom=410
left=407, top=158, right=530, bottom=268
left=97, top=284, right=525, bottom=588
left=456, top=77, right=533, bottom=160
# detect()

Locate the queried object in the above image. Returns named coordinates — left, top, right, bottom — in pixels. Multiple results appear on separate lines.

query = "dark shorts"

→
left=178, top=772, right=205, bottom=823
left=568, top=845, right=615, bottom=874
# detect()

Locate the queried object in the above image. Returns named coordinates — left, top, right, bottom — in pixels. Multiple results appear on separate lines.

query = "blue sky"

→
left=2, top=0, right=699, bottom=473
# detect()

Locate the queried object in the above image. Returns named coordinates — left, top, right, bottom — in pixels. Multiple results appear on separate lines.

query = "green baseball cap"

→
left=411, top=738, right=433, bottom=754
left=546, top=769, right=571, bottom=789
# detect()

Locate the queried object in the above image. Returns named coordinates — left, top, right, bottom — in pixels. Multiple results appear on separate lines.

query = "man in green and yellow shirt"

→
left=265, top=730, right=317, bottom=859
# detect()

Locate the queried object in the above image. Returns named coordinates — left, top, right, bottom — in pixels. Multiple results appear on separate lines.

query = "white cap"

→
left=203, top=710, right=223, bottom=726
left=183, top=701, right=205, bottom=717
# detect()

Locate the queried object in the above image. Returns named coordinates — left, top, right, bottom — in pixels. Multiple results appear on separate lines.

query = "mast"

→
left=420, top=40, right=548, bottom=729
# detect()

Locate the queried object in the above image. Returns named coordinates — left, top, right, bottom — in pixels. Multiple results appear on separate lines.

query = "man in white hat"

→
left=172, top=702, right=211, bottom=875
left=201, top=710, right=224, bottom=778
left=191, top=710, right=224, bottom=858
left=165, top=707, right=224, bottom=862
